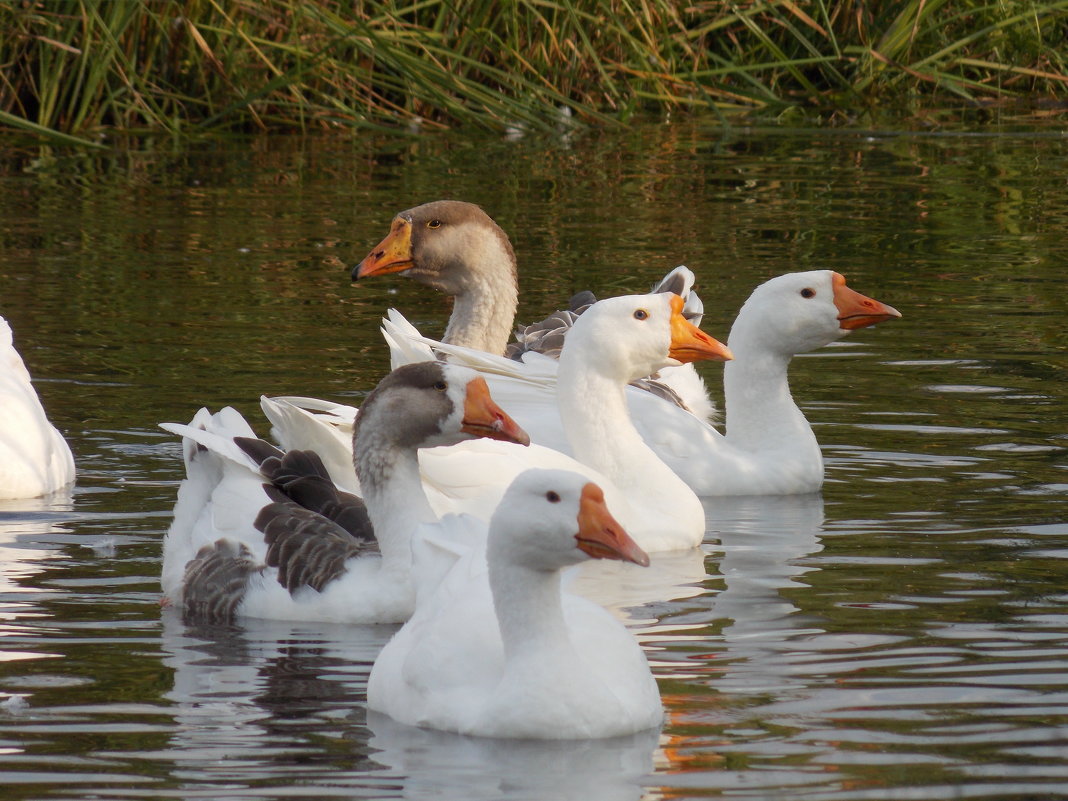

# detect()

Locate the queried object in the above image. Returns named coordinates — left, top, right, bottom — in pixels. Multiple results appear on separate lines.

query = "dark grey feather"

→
left=255, top=502, right=377, bottom=594
left=182, top=539, right=262, bottom=623
left=235, top=437, right=374, bottom=542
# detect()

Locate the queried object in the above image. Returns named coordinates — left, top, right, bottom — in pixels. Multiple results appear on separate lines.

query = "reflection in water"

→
left=706, top=493, right=826, bottom=696
left=0, top=491, right=75, bottom=598
left=570, top=546, right=709, bottom=622
left=160, top=612, right=390, bottom=783
left=367, top=711, right=658, bottom=801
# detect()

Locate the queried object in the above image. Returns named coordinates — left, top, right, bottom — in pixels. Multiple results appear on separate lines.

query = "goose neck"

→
left=356, top=445, right=435, bottom=571
left=442, top=266, right=518, bottom=355
left=723, top=339, right=810, bottom=450
left=489, top=558, right=569, bottom=663
left=556, top=357, right=642, bottom=471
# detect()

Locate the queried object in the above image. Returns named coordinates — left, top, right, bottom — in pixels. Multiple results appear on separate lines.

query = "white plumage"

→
left=368, top=468, right=663, bottom=739
left=0, top=316, right=74, bottom=500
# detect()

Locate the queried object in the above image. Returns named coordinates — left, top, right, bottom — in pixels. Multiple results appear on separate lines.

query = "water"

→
left=1, top=121, right=1068, bottom=799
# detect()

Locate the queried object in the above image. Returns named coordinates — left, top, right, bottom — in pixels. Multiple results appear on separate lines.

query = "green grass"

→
left=1, top=0, right=1065, bottom=144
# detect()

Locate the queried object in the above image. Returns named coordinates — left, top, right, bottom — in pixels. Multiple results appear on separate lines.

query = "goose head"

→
left=353, top=200, right=516, bottom=298
left=563, top=292, right=733, bottom=382
left=353, top=361, right=529, bottom=488
left=731, top=270, right=901, bottom=356
left=488, top=469, right=649, bottom=572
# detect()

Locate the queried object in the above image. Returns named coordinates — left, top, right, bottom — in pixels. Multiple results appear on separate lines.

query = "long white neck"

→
left=357, top=444, right=437, bottom=575
left=489, top=555, right=571, bottom=665
left=723, top=320, right=816, bottom=454
left=557, top=354, right=689, bottom=498
left=441, top=252, right=518, bottom=356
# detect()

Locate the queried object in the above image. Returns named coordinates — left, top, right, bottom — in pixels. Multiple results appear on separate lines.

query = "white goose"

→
left=367, top=468, right=664, bottom=739
left=415, top=291, right=730, bottom=551
left=269, top=291, right=731, bottom=552
left=390, top=270, right=900, bottom=496
left=636, top=269, right=901, bottom=495
left=354, top=199, right=715, bottom=421
left=160, top=362, right=528, bottom=624
left=0, top=316, right=74, bottom=500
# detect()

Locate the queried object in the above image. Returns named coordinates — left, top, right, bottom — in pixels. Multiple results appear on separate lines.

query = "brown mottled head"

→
left=353, top=200, right=516, bottom=296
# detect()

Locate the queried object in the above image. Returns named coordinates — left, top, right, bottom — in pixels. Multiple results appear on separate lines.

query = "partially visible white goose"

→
left=409, top=291, right=731, bottom=551
left=0, top=316, right=74, bottom=500
left=160, top=362, right=528, bottom=624
left=354, top=200, right=715, bottom=421
left=367, top=468, right=663, bottom=739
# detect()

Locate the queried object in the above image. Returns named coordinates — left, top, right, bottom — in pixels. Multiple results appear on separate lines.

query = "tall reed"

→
left=1, top=0, right=1065, bottom=144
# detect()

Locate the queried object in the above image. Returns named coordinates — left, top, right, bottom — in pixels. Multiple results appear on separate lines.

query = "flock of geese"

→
left=1, top=199, right=901, bottom=740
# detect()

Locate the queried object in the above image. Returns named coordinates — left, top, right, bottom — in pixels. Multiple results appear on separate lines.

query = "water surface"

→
left=1, top=122, right=1068, bottom=799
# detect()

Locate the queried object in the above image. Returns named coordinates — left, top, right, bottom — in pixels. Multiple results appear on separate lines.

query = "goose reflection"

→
left=569, top=544, right=710, bottom=623
left=0, top=491, right=75, bottom=598
left=367, top=711, right=659, bottom=801
left=160, top=611, right=390, bottom=776
left=706, top=493, right=826, bottom=694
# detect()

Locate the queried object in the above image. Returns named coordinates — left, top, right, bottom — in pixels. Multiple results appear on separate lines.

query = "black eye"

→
left=546, top=491, right=561, bottom=503
left=800, top=288, right=816, bottom=298
left=433, top=380, right=447, bottom=391
left=633, top=309, right=649, bottom=320
left=427, top=219, right=442, bottom=229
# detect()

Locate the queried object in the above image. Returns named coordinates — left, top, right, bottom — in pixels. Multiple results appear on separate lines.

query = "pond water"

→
left=1, top=119, right=1068, bottom=800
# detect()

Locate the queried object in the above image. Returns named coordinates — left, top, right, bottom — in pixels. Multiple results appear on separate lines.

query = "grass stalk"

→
left=0, top=0, right=1063, bottom=143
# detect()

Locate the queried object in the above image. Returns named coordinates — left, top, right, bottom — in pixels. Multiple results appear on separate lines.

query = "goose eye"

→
left=433, top=380, right=448, bottom=391
left=633, top=309, right=649, bottom=320
left=427, top=219, right=442, bottom=229
left=546, top=491, right=561, bottom=503
left=800, top=288, right=816, bottom=299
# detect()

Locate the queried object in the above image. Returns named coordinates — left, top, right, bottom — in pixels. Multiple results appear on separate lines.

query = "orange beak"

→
left=667, top=294, right=733, bottom=363
left=832, top=273, right=902, bottom=330
left=461, top=377, right=530, bottom=446
left=353, top=217, right=414, bottom=281
left=575, top=483, right=649, bottom=567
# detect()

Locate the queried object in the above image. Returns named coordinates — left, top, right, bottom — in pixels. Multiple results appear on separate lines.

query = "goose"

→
left=160, top=361, right=528, bottom=624
left=355, top=200, right=518, bottom=355
left=367, top=467, right=664, bottom=739
left=638, top=269, right=901, bottom=495
left=0, top=316, right=75, bottom=500
left=270, top=291, right=731, bottom=552
left=395, top=270, right=900, bottom=496
left=354, top=200, right=715, bottom=421
left=413, top=291, right=730, bottom=551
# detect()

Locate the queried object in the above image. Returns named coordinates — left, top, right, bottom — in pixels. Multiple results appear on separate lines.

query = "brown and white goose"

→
left=161, top=361, right=528, bottom=624
left=355, top=200, right=518, bottom=356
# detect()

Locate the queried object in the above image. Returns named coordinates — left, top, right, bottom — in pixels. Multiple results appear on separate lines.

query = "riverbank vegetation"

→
left=2, top=0, right=1066, bottom=146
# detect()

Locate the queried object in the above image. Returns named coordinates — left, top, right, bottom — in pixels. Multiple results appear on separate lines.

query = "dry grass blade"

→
left=0, top=0, right=1064, bottom=143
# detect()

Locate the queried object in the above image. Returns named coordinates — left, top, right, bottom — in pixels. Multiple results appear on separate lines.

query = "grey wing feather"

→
left=181, top=539, right=262, bottom=622
left=628, top=376, right=692, bottom=413
left=235, top=437, right=373, bottom=542
left=255, top=502, right=378, bottom=594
